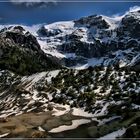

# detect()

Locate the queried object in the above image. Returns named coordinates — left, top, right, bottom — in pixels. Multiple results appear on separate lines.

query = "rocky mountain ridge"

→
left=26, top=10, right=140, bottom=69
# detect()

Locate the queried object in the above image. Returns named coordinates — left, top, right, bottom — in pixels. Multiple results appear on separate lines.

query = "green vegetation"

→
left=0, top=38, right=60, bottom=75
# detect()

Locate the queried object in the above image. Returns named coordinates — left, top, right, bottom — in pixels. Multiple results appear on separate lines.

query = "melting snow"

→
left=72, top=108, right=95, bottom=118
left=38, top=126, right=45, bottom=132
left=0, top=133, right=9, bottom=138
left=21, top=72, right=47, bottom=90
left=49, top=119, right=91, bottom=133
left=98, top=128, right=126, bottom=140
left=71, top=57, right=104, bottom=70
left=45, top=70, right=60, bottom=83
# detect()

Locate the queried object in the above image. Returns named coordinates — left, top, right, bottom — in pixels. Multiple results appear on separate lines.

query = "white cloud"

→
left=10, top=0, right=57, bottom=7
left=128, top=6, right=140, bottom=13
left=112, top=6, right=140, bottom=20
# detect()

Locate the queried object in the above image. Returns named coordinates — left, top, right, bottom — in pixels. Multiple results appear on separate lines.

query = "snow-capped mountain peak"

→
left=0, top=9, right=140, bottom=70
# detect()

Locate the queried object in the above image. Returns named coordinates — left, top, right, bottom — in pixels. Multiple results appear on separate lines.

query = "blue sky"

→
left=0, top=1, right=140, bottom=25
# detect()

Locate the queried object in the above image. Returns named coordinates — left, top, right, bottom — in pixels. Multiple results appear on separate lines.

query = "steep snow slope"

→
left=33, top=11, right=140, bottom=68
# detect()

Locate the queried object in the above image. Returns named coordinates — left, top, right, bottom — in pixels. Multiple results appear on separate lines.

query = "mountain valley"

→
left=0, top=9, right=140, bottom=139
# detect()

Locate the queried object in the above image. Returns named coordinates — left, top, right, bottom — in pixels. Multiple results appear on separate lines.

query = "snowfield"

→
left=49, top=119, right=91, bottom=133
left=98, top=128, right=126, bottom=140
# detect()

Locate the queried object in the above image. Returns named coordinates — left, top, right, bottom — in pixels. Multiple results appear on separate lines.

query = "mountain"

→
left=36, top=11, right=140, bottom=69
left=0, top=9, right=140, bottom=138
left=0, top=10, right=140, bottom=70
left=0, top=26, right=61, bottom=75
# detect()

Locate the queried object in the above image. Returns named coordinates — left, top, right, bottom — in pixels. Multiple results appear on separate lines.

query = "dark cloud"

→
left=10, top=0, right=57, bottom=7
